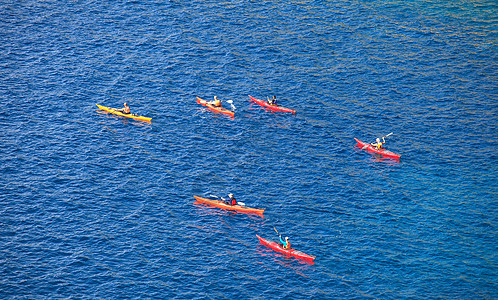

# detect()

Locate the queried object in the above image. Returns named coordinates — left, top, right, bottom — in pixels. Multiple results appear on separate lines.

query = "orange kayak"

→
left=193, top=195, right=264, bottom=216
left=196, top=97, right=234, bottom=117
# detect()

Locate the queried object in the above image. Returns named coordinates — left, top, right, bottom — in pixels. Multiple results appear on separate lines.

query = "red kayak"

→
left=248, top=95, right=296, bottom=114
left=355, top=138, right=401, bottom=159
left=256, top=235, right=316, bottom=262
left=197, top=97, right=234, bottom=117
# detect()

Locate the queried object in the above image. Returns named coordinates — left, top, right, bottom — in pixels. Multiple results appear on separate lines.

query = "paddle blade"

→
left=226, top=100, right=236, bottom=110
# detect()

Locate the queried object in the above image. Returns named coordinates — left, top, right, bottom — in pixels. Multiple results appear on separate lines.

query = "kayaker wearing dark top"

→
left=209, top=96, right=222, bottom=107
left=371, top=137, right=385, bottom=150
left=267, top=95, right=277, bottom=105
left=117, top=102, right=130, bottom=114
left=224, top=193, right=236, bottom=206
left=279, top=235, right=291, bottom=249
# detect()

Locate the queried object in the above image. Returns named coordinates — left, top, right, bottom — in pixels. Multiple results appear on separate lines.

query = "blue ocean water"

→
left=1, top=0, right=497, bottom=298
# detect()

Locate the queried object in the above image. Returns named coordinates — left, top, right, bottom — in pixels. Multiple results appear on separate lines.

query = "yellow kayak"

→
left=96, top=104, right=151, bottom=122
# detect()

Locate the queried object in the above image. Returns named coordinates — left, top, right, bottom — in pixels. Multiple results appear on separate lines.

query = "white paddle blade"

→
left=226, top=100, right=236, bottom=110
left=237, top=202, right=245, bottom=206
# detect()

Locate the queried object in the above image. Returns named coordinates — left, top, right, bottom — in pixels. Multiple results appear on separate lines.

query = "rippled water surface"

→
left=1, top=0, right=497, bottom=298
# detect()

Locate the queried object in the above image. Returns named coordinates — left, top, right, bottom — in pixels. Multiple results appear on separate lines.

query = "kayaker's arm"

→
left=278, top=235, right=290, bottom=249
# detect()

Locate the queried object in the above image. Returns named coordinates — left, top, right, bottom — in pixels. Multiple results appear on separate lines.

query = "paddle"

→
left=226, top=100, right=236, bottom=111
left=274, top=227, right=288, bottom=248
left=362, top=132, right=393, bottom=149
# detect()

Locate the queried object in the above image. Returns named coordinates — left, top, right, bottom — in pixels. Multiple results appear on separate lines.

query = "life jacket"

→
left=284, top=241, right=291, bottom=249
left=230, top=198, right=236, bottom=206
left=214, top=99, right=221, bottom=107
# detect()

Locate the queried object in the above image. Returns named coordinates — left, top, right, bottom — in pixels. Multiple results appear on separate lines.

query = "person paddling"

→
left=224, top=193, right=237, bottom=206
left=274, top=227, right=291, bottom=249
left=267, top=95, right=277, bottom=105
left=279, top=235, right=291, bottom=249
left=117, top=102, right=130, bottom=114
left=371, top=137, right=385, bottom=150
left=209, top=96, right=222, bottom=107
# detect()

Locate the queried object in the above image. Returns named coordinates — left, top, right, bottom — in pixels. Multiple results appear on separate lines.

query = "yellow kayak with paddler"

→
left=96, top=104, right=151, bottom=122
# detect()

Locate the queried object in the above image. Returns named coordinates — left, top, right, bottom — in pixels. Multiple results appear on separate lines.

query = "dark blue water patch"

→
left=1, top=0, right=497, bottom=298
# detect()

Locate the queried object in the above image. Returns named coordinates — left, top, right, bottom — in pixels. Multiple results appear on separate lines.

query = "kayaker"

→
left=371, top=137, right=385, bottom=150
left=267, top=95, right=277, bottom=105
left=224, top=193, right=237, bottom=206
left=209, top=96, right=222, bottom=107
left=279, top=235, right=291, bottom=249
left=117, top=102, right=130, bottom=114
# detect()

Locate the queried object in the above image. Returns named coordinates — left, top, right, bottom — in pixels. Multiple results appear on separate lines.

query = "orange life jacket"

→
left=284, top=241, right=291, bottom=249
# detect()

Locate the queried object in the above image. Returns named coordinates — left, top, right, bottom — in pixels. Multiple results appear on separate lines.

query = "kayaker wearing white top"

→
left=371, top=137, right=385, bottom=150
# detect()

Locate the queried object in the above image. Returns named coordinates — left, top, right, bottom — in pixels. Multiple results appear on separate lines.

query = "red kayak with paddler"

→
left=248, top=95, right=296, bottom=114
left=256, top=228, right=316, bottom=263
left=355, top=133, right=401, bottom=159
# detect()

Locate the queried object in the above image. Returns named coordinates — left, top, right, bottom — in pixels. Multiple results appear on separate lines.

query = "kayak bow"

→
left=248, top=95, right=296, bottom=114
left=256, top=235, right=315, bottom=262
left=196, top=97, right=235, bottom=117
left=354, top=138, right=401, bottom=159
left=193, top=195, right=264, bottom=216
left=96, top=104, right=151, bottom=122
